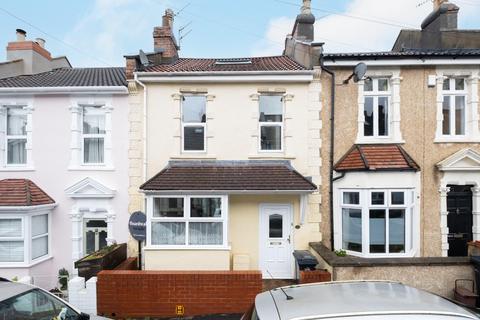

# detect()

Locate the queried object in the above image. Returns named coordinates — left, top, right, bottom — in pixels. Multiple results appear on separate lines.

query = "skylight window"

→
left=214, top=58, right=252, bottom=65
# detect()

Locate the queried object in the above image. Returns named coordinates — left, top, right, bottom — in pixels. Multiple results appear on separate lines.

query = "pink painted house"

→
left=0, top=29, right=129, bottom=289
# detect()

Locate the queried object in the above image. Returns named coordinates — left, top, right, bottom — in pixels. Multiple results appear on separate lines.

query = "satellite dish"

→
left=139, top=49, right=150, bottom=67
left=353, top=62, right=367, bottom=83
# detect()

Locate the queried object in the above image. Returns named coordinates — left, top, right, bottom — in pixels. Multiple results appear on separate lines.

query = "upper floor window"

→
left=259, top=95, right=283, bottom=151
left=363, top=78, right=390, bottom=138
left=442, top=78, right=466, bottom=137
left=6, top=107, right=27, bottom=165
left=82, top=106, right=105, bottom=164
left=182, top=95, right=206, bottom=152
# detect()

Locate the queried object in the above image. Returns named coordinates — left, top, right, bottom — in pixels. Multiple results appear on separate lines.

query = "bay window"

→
left=6, top=107, right=27, bottom=165
left=149, top=196, right=227, bottom=247
left=259, top=95, right=283, bottom=151
left=82, top=106, right=106, bottom=164
left=363, top=78, right=390, bottom=138
left=339, top=189, right=414, bottom=257
left=182, top=95, right=206, bottom=152
left=0, top=214, right=50, bottom=265
left=442, top=78, right=466, bottom=137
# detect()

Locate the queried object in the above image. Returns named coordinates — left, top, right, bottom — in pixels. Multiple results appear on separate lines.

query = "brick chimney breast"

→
left=153, top=9, right=179, bottom=60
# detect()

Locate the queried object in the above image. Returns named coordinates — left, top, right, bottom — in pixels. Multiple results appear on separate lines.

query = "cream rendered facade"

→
left=128, top=71, right=323, bottom=276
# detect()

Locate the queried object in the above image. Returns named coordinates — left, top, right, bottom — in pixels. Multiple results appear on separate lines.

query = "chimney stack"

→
left=152, top=9, right=179, bottom=60
left=16, top=29, right=26, bottom=41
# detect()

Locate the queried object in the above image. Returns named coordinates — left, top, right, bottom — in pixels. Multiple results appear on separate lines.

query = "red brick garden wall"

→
left=299, top=270, right=332, bottom=284
left=97, top=270, right=262, bottom=318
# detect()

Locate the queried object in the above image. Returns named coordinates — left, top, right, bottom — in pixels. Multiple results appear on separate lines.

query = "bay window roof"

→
left=0, top=179, right=54, bottom=206
left=334, top=144, right=420, bottom=172
left=140, top=160, right=317, bottom=192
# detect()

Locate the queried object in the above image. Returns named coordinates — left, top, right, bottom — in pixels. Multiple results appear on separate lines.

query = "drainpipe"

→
left=320, top=56, right=336, bottom=251
left=134, top=73, right=148, bottom=207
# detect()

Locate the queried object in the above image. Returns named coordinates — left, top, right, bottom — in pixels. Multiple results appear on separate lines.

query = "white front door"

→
left=259, top=204, right=294, bottom=279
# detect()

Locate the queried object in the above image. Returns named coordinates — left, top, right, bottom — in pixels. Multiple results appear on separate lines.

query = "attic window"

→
left=214, top=58, right=252, bottom=65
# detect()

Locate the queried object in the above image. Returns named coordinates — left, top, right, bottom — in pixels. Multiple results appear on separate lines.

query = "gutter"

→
left=320, top=55, right=336, bottom=251
left=140, top=189, right=316, bottom=195
left=0, top=86, right=128, bottom=95
left=134, top=73, right=148, bottom=208
left=136, top=70, right=315, bottom=77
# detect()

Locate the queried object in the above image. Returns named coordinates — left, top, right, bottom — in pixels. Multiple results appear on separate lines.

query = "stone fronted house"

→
left=126, top=3, right=324, bottom=279
left=313, top=0, right=480, bottom=295
left=0, top=30, right=129, bottom=289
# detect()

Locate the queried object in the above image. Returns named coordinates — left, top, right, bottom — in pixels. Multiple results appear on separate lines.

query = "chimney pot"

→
left=35, top=38, right=46, bottom=48
left=162, top=9, right=174, bottom=28
left=434, top=0, right=448, bottom=10
left=16, top=29, right=26, bottom=41
left=301, top=0, right=312, bottom=14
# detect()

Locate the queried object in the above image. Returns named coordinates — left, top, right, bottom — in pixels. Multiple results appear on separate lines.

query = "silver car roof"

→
left=0, top=281, right=34, bottom=301
left=256, top=281, right=479, bottom=320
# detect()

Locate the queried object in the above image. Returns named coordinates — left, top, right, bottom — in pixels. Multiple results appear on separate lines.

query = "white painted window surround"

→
left=146, top=195, right=229, bottom=249
left=435, top=69, right=480, bottom=143
left=0, top=206, right=54, bottom=268
left=69, top=98, right=114, bottom=171
left=0, top=101, right=34, bottom=171
left=356, top=69, right=403, bottom=144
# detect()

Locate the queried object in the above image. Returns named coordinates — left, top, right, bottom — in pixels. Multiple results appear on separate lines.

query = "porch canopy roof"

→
left=0, top=179, right=55, bottom=206
left=334, top=144, right=420, bottom=172
left=140, top=160, right=317, bottom=193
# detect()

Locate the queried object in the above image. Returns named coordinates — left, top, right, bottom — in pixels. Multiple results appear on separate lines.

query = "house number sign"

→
left=129, top=211, right=146, bottom=241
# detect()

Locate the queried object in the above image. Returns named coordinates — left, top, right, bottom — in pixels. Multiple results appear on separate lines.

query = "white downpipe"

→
left=134, top=73, right=147, bottom=211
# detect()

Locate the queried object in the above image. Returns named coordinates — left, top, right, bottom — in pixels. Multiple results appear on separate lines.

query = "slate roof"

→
left=140, top=161, right=317, bottom=191
left=0, top=67, right=126, bottom=87
left=324, top=48, right=480, bottom=60
left=142, top=56, right=307, bottom=73
left=334, top=145, right=419, bottom=172
left=0, top=179, right=55, bottom=206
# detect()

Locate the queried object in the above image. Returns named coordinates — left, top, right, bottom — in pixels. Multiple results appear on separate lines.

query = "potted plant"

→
left=74, top=243, right=127, bottom=280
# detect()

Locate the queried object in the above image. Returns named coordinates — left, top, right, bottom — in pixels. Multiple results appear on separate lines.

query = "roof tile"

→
left=140, top=161, right=317, bottom=191
left=0, top=179, right=55, bottom=206
left=334, top=145, right=419, bottom=172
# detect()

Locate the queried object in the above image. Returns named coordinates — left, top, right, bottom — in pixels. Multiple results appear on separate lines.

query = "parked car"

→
left=0, top=278, right=110, bottom=320
left=243, top=280, right=480, bottom=320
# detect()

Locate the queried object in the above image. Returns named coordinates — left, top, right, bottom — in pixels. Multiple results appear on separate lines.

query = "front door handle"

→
left=287, top=235, right=291, bottom=244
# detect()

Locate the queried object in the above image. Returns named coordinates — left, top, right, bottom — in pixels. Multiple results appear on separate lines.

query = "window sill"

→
left=68, top=165, right=115, bottom=171
left=0, top=166, right=35, bottom=172
left=171, top=154, right=217, bottom=160
left=0, top=255, right=52, bottom=268
left=143, top=245, right=231, bottom=251
left=249, top=153, right=296, bottom=160
left=434, top=137, right=480, bottom=143
left=355, top=138, right=405, bottom=145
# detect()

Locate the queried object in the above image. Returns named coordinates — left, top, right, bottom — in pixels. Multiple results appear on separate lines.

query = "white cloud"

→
left=63, top=0, right=172, bottom=67
left=252, top=0, right=480, bottom=56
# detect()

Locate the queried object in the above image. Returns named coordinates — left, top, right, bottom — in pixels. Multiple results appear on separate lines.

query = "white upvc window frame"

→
left=81, top=105, right=106, bottom=166
left=440, top=77, right=467, bottom=138
left=362, top=78, right=391, bottom=139
left=146, top=195, right=229, bottom=249
left=435, top=69, right=480, bottom=143
left=181, top=95, right=207, bottom=153
left=0, top=209, right=53, bottom=268
left=258, top=94, right=285, bottom=153
left=5, top=106, right=28, bottom=166
left=338, top=188, right=414, bottom=258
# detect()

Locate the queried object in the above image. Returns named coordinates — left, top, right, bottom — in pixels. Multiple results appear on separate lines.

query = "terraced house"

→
left=313, top=0, right=480, bottom=295
left=0, top=29, right=129, bottom=288
left=126, top=3, right=323, bottom=279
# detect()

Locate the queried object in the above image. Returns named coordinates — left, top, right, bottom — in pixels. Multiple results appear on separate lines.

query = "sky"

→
left=0, top=0, right=480, bottom=67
